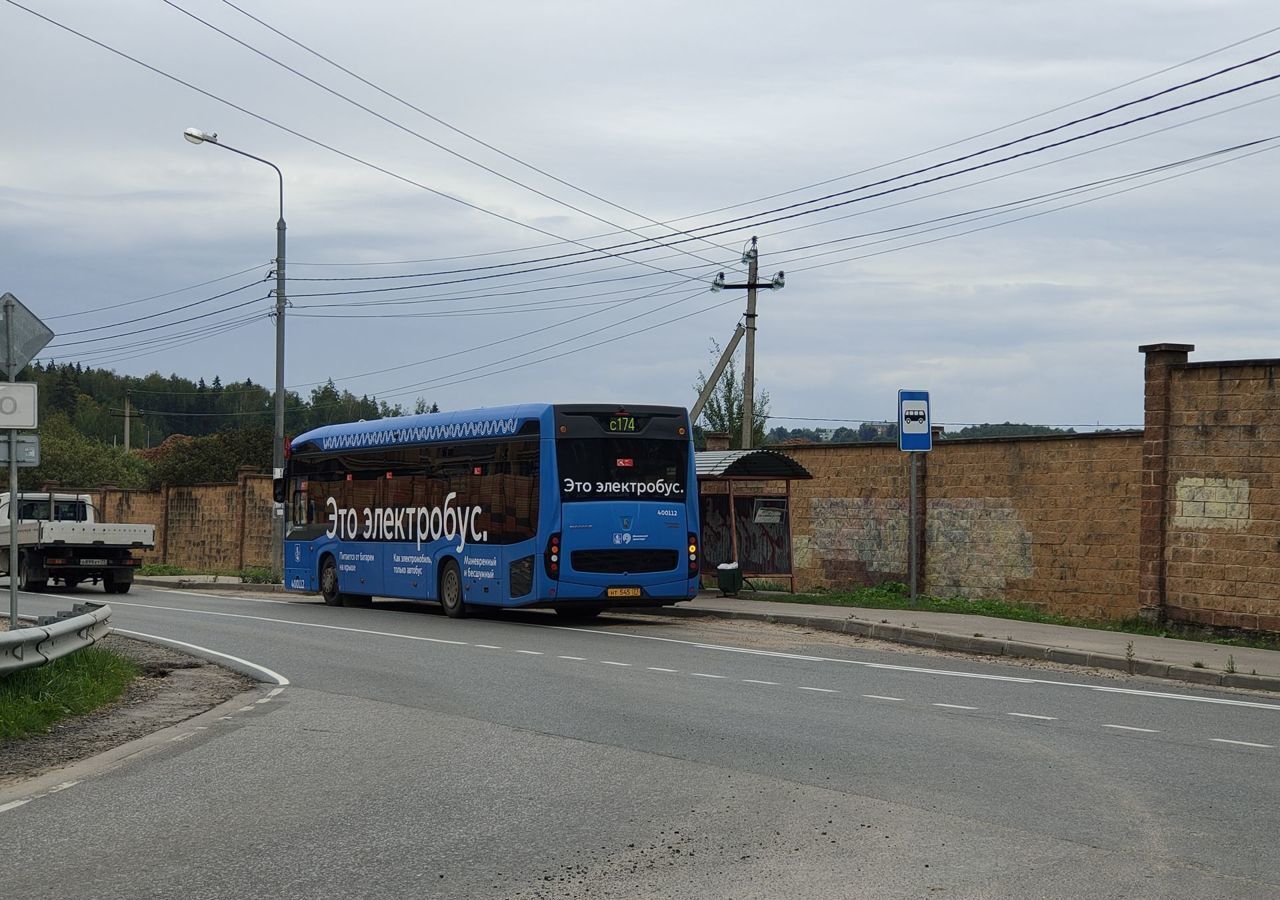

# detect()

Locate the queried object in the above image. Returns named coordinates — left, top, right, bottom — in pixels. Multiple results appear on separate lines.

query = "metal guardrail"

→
left=0, top=602, right=113, bottom=675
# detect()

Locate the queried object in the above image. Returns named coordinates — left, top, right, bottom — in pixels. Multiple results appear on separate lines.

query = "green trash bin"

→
left=717, top=562, right=743, bottom=597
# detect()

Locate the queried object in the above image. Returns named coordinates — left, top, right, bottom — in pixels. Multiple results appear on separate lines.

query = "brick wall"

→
left=1161, top=360, right=1280, bottom=631
left=782, top=435, right=1142, bottom=619
left=89, top=473, right=274, bottom=572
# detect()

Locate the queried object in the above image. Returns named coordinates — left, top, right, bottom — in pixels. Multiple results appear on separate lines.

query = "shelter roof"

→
left=695, top=449, right=812, bottom=481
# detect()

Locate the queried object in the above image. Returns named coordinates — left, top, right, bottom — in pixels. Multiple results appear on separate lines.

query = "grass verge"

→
left=0, top=647, right=140, bottom=741
left=748, top=582, right=1280, bottom=653
left=139, top=563, right=276, bottom=584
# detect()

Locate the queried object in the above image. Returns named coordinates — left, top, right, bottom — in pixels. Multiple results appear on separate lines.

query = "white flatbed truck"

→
left=0, top=492, right=156, bottom=594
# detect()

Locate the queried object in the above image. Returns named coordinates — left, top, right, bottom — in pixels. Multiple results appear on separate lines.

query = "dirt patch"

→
left=0, top=631, right=254, bottom=788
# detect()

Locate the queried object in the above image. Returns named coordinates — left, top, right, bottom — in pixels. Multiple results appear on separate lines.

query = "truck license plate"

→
left=79, top=559, right=108, bottom=566
left=607, top=587, right=641, bottom=598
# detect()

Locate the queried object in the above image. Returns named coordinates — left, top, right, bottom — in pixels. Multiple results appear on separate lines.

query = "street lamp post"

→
left=184, top=128, right=286, bottom=580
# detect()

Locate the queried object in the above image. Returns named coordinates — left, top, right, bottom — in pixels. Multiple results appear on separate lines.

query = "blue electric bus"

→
left=280, top=403, right=700, bottom=619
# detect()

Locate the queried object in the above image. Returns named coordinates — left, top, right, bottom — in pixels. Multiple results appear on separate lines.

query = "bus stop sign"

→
left=898, top=390, right=931, bottom=452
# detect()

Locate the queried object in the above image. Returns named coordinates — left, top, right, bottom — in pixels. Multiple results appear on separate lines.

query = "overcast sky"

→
left=2, top=0, right=1277, bottom=433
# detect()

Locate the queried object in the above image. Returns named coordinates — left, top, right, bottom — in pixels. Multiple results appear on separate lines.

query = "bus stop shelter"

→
left=696, top=449, right=813, bottom=593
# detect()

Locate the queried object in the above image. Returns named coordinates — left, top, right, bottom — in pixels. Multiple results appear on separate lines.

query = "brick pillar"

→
left=1138, top=342, right=1193, bottom=622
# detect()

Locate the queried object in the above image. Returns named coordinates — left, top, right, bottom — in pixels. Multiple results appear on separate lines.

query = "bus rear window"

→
left=557, top=438, right=687, bottom=502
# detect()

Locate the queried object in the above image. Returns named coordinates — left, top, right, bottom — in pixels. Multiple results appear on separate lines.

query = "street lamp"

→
left=185, top=128, right=287, bottom=580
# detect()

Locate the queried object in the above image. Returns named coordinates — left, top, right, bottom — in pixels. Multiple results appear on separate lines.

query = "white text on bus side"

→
left=325, top=493, right=487, bottom=552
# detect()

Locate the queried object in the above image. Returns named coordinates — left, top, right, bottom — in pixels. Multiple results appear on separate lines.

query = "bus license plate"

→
left=607, top=587, right=641, bottom=598
left=79, top=559, right=108, bottom=567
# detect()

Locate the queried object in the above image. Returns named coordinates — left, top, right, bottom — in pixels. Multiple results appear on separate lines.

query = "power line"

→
left=2, top=0, right=713, bottom=288
left=161, top=0, right=729, bottom=272
left=282, top=64, right=1280, bottom=294
left=49, top=280, right=265, bottom=337
left=213, top=0, right=736, bottom=263
left=44, top=295, right=273, bottom=349
left=45, top=262, right=267, bottom=320
left=282, top=25, right=1280, bottom=269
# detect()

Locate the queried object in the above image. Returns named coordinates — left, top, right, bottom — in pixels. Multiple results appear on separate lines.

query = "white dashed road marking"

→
left=863, top=695, right=904, bottom=702
left=798, top=687, right=839, bottom=694
left=1211, top=739, right=1274, bottom=749
left=1101, top=725, right=1160, bottom=733
left=1008, top=713, right=1057, bottom=721
left=934, top=703, right=979, bottom=710
left=647, top=667, right=678, bottom=673
left=693, top=673, right=726, bottom=679
left=558, top=656, right=586, bottom=661
left=600, top=661, right=631, bottom=667
left=473, top=644, right=502, bottom=650
left=743, top=679, right=780, bottom=686
left=516, top=650, right=543, bottom=655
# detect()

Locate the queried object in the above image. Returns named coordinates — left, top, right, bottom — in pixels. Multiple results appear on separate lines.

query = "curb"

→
left=134, top=578, right=287, bottom=594
left=626, top=604, right=1280, bottom=694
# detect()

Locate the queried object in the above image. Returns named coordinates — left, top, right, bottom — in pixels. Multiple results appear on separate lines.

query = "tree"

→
left=20, top=412, right=151, bottom=490
left=692, top=339, right=770, bottom=449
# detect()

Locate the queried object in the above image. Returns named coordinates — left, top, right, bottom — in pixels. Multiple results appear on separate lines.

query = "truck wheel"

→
left=18, top=556, right=46, bottom=593
left=102, top=572, right=131, bottom=594
left=320, top=557, right=344, bottom=606
left=439, top=560, right=466, bottom=618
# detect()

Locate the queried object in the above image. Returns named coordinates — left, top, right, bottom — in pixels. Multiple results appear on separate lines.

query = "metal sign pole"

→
left=909, top=452, right=918, bottom=605
left=6, top=293, right=17, bottom=629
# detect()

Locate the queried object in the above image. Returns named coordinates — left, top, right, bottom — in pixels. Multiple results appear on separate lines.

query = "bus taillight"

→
left=687, top=532, right=699, bottom=577
left=544, top=532, right=561, bottom=579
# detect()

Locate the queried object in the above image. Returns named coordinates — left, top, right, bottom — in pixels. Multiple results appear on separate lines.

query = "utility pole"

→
left=742, top=240, right=760, bottom=449
left=123, top=393, right=131, bottom=452
left=709, top=237, right=784, bottom=449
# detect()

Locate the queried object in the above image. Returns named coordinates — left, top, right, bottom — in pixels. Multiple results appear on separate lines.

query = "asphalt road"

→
left=4, top=584, right=1280, bottom=899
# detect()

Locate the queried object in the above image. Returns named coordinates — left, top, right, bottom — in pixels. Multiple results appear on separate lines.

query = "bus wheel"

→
left=439, top=560, right=466, bottom=618
left=320, top=558, right=343, bottom=606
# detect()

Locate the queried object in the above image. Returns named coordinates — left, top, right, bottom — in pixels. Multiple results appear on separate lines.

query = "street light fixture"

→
left=184, top=127, right=287, bottom=580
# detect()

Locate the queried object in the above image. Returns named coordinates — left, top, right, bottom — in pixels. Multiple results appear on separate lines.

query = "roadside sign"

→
left=0, top=293, right=54, bottom=374
left=898, top=390, right=931, bottom=452
left=0, top=434, right=39, bottom=466
left=0, top=383, right=37, bottom=429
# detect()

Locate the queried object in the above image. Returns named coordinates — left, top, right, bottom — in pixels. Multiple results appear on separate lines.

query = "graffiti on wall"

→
left=701, top=495, right=793, bottom=574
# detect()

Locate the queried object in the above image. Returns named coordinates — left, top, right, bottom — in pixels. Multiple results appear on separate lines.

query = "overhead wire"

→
left=283, top=25, right=1280, bottom=268
left=45, top=262, right=268, bottom=320
left=161, top=0, right=731, bottom=270
left=1, top=0, right=715, bottom=287
left=213, top=0, right=737, bottom=263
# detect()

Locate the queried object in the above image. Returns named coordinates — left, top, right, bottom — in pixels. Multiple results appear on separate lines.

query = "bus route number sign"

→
left=609, top=415, right=637, bottom=433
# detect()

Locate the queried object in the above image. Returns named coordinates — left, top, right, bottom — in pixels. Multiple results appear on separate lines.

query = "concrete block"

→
left=1046, top=647, right=1093, bottom=667
left=1002, top=640, right=1051, bottom=660
left=1222, top=673, right=1280, bottom=693
left=1167, top=665, right=1224, bottom=686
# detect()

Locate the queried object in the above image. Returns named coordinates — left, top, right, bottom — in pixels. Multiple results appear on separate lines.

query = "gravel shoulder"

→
left=0, top=631, right=254, bottom=788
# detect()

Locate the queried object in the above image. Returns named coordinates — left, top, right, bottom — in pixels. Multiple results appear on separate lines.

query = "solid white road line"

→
left=934, top=703, right=979, bottom=710
left=88, top=595, right=1280, bottom=714
left=1101, top=724, right=1160, bottom=733
left=1211, top=738, right=1274, bottom=748
left=157, top=588, right=293, bottom=605
left=1008, top=713, right=1057, bottom=721
left=114, top=628, right=290, bottom=686
left=0, top=799, right=32, bottom=814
